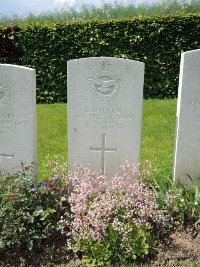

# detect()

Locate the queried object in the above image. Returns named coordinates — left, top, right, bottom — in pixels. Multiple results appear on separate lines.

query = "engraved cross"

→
left=0, top=153, right=14, bottom=172
left=90, top=133, right=117, bottom=175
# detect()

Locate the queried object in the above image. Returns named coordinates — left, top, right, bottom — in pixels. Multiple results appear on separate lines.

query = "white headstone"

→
left=173, top=49, right=200, bottom=185
left=0, top=64, right=37, bottom=174
left=68, top=57, right=144, bottom=177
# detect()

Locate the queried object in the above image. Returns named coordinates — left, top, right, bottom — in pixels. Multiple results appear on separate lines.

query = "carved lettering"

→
left=0, top=113, right=30, bottom=136
left=73, top=106, right=134, bottom=130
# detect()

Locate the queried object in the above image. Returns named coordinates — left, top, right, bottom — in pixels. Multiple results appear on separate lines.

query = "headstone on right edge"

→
left=173, top=49, right=200, bottom=185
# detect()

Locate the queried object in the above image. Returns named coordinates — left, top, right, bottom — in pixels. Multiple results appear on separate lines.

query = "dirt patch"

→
left=153, top=227, right=200, bottom=266
left=0, top=236, right=72, bottom=267
left=0, top=228, right=200, bottom=266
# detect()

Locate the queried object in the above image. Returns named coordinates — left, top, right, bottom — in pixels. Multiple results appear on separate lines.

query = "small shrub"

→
left=153, top=174, right=200, bottom=230
left=0, top=164, right=71, bottom=251
left=66, top=162, right=173, bottom=266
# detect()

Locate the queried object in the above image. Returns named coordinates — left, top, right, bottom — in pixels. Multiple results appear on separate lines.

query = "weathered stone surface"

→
left=68, top=57, right=144, bottom=177
left=173, top=49, right=200, bottom=185
left=0, top=64, right=37, bottom=174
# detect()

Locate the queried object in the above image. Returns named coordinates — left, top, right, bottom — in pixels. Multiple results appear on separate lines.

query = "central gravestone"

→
left=68, top=57, right=144, bottom=177
left=0, top=64, right=37, bottom=174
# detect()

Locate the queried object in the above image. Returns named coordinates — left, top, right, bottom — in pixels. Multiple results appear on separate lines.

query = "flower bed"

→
left=0, top=161, right=199, bottom=266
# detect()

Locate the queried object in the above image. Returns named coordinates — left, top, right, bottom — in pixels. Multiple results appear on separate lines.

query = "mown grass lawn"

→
left=37, top=99, right=177, bottom=180
left=37, top=103, right=68, bottom=179
left=140, top=99, right=177, bottom=179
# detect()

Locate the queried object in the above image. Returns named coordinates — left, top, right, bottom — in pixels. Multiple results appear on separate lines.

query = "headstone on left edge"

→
left=0, top=64, right=37, bottom=175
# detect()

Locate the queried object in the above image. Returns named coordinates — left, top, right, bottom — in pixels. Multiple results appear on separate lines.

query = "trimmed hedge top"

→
left=1, top=14, right=200, bottom=103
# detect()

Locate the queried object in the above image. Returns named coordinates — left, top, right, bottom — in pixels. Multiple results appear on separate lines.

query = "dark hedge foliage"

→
left=1, top=15, right=200, bottom=103
left=0, top=26, right=21, bottom=64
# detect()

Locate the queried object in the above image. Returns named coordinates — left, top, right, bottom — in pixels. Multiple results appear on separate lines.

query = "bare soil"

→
left=0, top=237, right=72, bottom=267
left=152, top=227, right=200, bottom=266
left=0, top=228, right=199, bottom=266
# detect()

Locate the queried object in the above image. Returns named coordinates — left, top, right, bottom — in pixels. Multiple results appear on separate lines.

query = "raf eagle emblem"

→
left=88, top=61, right=121, bottom=103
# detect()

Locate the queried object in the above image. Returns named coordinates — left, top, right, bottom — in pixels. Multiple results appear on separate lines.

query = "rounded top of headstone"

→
left=183, top=49, right=200, bottom=56
left=67, top=57, right=144, bottom=66
left=0, top=64, right=35, bottom=72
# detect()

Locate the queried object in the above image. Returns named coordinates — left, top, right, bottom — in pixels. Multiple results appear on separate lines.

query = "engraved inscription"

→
left=0, top=153, right=14, bottom=171
left=73, top=107, right=134, bottom=130
left=90, top=133, right=117, bottom=175
left=0, top=113, right=30, bottom=135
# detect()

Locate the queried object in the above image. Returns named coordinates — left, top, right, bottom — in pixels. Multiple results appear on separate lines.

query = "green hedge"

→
left=1, top=15, right=200, bottom=103
left=0, top=26, right=21, bottom=64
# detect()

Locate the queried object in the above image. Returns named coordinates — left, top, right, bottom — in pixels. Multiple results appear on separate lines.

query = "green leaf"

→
left=27, top=239, right=33, bottom=251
